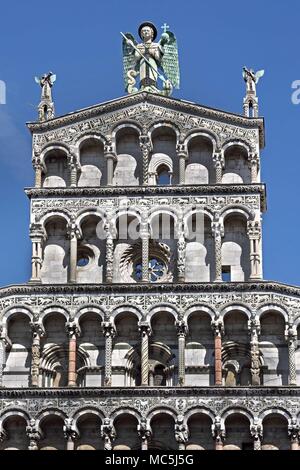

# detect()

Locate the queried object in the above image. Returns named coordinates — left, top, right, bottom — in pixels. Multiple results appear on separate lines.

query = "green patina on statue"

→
left=121, top=21, right=180, bottom=96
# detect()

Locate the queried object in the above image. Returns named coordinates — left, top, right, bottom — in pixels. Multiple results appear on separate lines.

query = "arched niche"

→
left=77, top=214, right=105, bottom=283
left=114, top=127, right=141, bottom=186
left=78, top=138, right=105, bottom=187
left=40, top=313, right=68, bottom=387
left=260, top=311, right=288, bottom=386
left=39, top=415, right=65, bottom=450
left=76, top=413, right=103, bottom=450
left=78, top=312, right=104, bottom=387
left=113, top=414, right=139, bottom=450
left=223, top=413, right=252, bottom=450
left=222, top=145, right=250, bottom=184
left=187, top=413, right=214, bottom=449
left=151, top=126, right=177, bottom=184
left=113, top=313, right=140, bottom=386
left=4, top=313, right=31, bottom=388
left=186, top=135, right=214, bottom=184
left=186, top=312, right=214, bottom=386
left=262, top=414, right=290, bottom=450
left=222, top=214, right=250, bottom=281
left=43, top=149, right=68, bottom=188
left=40, top=216, right=69, bottom=284
left=185, top=214, right=213, bottom=282
left=0, top=415, right=29, bottom=450
left=149, top=413, right=177, bottom=450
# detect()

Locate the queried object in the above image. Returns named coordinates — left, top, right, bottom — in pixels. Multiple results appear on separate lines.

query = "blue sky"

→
left=0, top=0, right=299, bottom=286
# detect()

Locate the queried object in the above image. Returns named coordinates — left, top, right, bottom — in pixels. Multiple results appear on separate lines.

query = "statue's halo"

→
left=138, top=21, right=158, bottom=40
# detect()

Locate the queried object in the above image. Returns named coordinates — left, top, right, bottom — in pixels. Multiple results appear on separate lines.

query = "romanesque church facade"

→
left=0, top=33, right=299, bottom=450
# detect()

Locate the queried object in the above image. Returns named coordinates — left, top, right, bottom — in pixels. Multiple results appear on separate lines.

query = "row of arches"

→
left=33, top=207, right=257, bottom=284
left=1, top=306, right=299, bottom=388
left=37, top=127, right=259, bottom=188
left=0, top=410, right=296, bottom=450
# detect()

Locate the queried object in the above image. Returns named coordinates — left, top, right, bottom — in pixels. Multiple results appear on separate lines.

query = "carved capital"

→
left=66, top=220, right=82, bottom=240
left=137, top=418, right=152, bottom=441
left=176, top=320, right=188, bottom=337
left=138, top=322, right=152, bottom=337
left=102, top=322, right=116, bottom=338
left=211, top=220, right=224, bottom=238
left=26, top=419, right=43, bottom=449
left=101, top=418, right=116, bottom=450
left=212, top=151, right=224, bottom=168
left=212, top=416, right=225, bottom=443
left=65, top=321, right=81, bottom=339
left=175, top=415, right=189, bottom=444
left=247, top=221, right=261, bottom=240
left=63, top=418, right=79, bottom=441
left=176, top=143, right=188, bottom=159
left=211, top=316, right=224, bottom=336
left=288, top=418, right=300, bottom=442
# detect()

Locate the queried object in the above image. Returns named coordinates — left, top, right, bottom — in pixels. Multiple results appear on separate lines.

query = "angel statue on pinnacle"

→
left=121, top=21, right=180, bottom=96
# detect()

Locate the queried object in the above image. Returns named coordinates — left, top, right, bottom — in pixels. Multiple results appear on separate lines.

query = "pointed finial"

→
left=35, top=72, right=56, bottom=122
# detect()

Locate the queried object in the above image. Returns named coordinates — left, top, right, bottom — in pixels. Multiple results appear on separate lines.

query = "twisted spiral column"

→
left=139, top=323, right=151, bottom=386
left=103, top=323, right=115, bottom=386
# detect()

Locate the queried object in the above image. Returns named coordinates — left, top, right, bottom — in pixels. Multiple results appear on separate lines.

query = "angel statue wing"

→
left=49, top=73, right=56, bottom=85
left=122, top=33, right=138, bottom=91
left=34, top=76, right=41, bottom=85
left=255, top=69, right=264, bottom=83
left=161, top=31, right=180, bottom=89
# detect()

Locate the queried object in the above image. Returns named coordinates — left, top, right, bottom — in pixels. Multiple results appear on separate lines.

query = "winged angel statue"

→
left=121, top=22, right=180, bottom=96
left=35, top=71, right=56, bottom=100
left=243, top=67, right=264, bottom=96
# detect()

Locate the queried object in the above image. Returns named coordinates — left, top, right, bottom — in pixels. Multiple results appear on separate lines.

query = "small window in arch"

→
left=157, top=165, right=171, bottom=185
left=222, top=266, right=231, bottom=282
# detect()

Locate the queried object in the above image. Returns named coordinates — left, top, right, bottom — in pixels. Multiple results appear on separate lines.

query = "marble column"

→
left=0, top=335, right=8, bottom=388
left=249, top=153, right=259, bottom=183
left=286, top=323, right=297, bottom=386
left=29, top=224, right=44, bottom=283
left=176, top=144, right=188, bottom=184
left=138, top=419, right=152, bottom=450
left=33, top=158, right=43, bottom=188
left=103, top=322, right=115, bottom=386
left=101, top=418, right=116, bottom=450
left=175, top=415, right=188, bottom=450
left=140, top=213, right=150, bottom=283
left=177, top=219, right=186, bottom=282
left=30, top=323, right=44, bottom=387
left=176, top=320, right=187, bottom=386
left=248, top=316, right=261, bottom=386
left=67, top=220, right=81, bottom=284
left=250, top=420, right=263, bottom=450
left=140, top=135, right=152, bottom=186
left=105, top=221, right=115, bottom=283
left=66, top=322, right=80, bottom=387
left=212, top=416, right=225, bottom=450
left=247, top=221, right=262, bottom=280
left=212, top=317, right=223, bottom=386
left=212, top=218, right=224, bottom=282
left=26, top=419, right=42, bottom=450
left=104, top=142, right=116, bottom=186
left=213, top=151, right=224, bottom=183
left=139, top=323, right=151, bottom=386
left=288, top=419, right=300, bottom=450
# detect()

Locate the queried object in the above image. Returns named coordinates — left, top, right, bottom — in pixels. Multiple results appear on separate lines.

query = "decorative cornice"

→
left=0, top=386, right=299, bottom=399
left=25, top=183, right=266, bottom=210
left=1, top=280, right=300, bottom=299
left=26, top=92, right=265, bottom=147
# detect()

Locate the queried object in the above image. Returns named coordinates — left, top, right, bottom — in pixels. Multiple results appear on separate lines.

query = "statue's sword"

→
left=120, top=32, right=169, bottom=85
